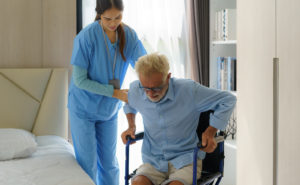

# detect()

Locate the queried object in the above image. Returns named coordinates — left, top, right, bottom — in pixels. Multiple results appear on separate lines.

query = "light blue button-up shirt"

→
left=68, top=21, right=146, bottom=120
left=124, top=78, right=236, bottom=172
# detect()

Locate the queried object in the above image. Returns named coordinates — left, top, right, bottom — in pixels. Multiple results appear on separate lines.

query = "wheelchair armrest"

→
left=193, top=135, right=225, bottom=185
left=215, top=135, right=224, bottom=143
left=126, top=132, right=144, bottom=142
left=125, top=133, right=144, bottom=184
left=134, top=132, right=144, bottom=140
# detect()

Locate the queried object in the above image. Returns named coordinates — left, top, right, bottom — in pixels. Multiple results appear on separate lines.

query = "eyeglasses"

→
left=139, top=82, right=166, bottom=92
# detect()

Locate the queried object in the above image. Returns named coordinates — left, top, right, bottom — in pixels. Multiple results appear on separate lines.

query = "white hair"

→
left=135, top=52, right=170, bottom=79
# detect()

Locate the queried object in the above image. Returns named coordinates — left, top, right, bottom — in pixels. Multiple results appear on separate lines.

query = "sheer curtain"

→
left=82, top=0, right=191, bottom=79
left=81, top=1, right=190, bottom=183
left=82, top=0, right=96, bottom=28
left=123, top=0, right=190, bottom=79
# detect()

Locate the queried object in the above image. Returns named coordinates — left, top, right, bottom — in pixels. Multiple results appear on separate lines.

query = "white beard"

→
left=147, top=94, right=163, bottom=102
left=146, top=86, right=168, bottom=103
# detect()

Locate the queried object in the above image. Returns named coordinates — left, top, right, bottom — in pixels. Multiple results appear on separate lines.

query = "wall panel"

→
left=42, top=0, right=76, bottom=68
left=0, top=0, right=42, bottom=67
left=0, top=0, right=76, bottom=68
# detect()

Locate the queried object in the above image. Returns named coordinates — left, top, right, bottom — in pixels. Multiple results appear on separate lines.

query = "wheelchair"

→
left=125, top=110, right=225, bottom=185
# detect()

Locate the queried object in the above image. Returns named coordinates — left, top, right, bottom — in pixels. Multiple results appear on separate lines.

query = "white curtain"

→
left=123, top=0, right=190, bottom=79
left=82, top=0, right=96, bottom=28
left=82, top=0, right=191, bottom=79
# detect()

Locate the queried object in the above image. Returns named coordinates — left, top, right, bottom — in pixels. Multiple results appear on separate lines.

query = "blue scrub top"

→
left=68, top=21, right=147, bottom=120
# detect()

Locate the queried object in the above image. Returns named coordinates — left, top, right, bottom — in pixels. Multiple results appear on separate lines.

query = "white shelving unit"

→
left=212, top=40, right=236, bottom=45
left=209, top=0, right=236, bottom=90
left=209, top=1, right=237, bottom=185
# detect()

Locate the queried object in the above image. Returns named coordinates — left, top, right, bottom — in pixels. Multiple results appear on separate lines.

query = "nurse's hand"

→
left=112, top=89, right=128, bottom=103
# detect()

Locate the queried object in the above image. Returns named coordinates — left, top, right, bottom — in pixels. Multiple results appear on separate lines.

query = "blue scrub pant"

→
left=69, top=111, right=119, bottom=185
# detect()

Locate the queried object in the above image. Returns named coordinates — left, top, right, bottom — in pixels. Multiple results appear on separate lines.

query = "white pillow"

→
left=0, top=128, right=37, bottom=161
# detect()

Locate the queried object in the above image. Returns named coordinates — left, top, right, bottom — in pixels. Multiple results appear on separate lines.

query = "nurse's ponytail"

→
left=117, top=24, right=126, bottom=61
left=95, top=0, right=126, bottom=61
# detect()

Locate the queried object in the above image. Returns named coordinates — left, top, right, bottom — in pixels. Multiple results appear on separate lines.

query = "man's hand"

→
left=200, top=126, right=218, bottom=153
left=121, top=127, right=136, bottom=144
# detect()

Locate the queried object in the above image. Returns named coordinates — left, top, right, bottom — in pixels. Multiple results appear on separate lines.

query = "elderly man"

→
left=121, top=53, right=236, bottom=185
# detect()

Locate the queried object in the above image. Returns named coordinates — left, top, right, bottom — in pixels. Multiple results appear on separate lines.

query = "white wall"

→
left=0, top=0, right=76, bottom=68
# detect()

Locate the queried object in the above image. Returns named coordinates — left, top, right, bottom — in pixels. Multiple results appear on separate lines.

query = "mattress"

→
left=0, top=135, right=95, bottom=185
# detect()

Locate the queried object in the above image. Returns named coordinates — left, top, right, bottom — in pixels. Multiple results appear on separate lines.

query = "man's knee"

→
left=132, top=175, right=153, bottom=185
left=168, top=180, right=184, bottom=185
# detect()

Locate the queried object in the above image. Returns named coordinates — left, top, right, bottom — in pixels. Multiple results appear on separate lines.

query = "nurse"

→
left=67, top=0, right=146, bottom=185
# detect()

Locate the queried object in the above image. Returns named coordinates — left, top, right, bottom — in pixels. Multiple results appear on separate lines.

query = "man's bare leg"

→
left=168, top=181, right=184, bottom=185
left=132, top=175, right=153, bottom=185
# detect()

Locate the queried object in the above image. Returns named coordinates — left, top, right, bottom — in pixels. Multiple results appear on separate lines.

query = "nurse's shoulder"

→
left=74, top=21, right=100, bottom=45
left=123, top=24, right=139, bottom=44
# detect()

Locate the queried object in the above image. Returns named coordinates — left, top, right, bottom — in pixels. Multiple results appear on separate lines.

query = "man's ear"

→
left=166, top=73, right=171, bottom=84
left=167, top=73, right=171, bottom=80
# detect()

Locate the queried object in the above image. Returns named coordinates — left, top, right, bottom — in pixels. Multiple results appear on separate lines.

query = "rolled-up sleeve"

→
left=123, top=103, right=137, bottom=114
left=123, top=81, right=139, bottom=114
left=193, top=82, right=237, bottom=131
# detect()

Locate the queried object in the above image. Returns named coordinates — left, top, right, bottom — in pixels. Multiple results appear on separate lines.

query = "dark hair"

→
left=95, top=0, right=126, bottom=61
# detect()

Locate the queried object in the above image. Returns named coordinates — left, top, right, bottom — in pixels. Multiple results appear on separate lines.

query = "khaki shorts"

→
left=132, top=160, right=202, bottom=185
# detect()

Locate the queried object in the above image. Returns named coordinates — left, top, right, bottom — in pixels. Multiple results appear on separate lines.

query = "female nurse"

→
left=67, top=0, right=146, bottom=184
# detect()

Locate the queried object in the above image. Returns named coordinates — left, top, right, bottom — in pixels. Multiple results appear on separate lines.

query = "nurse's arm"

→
left=73, top=65, right=129, bottom=103
left=73, top=65, right=114, bottom=96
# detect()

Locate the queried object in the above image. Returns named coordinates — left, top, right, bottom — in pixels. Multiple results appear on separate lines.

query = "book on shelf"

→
left=214, top=9, right=236, bottom=41
left=217, top=57, right=223, bottom=90
left=217, top=56, right=236, bottom=91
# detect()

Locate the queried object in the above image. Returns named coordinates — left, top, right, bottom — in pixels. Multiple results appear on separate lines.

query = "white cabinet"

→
left=237, top=0, right=300, bottom=185
left=277, top=0, right=300, bottom=184
left=237, top=1, right=275, bottom=184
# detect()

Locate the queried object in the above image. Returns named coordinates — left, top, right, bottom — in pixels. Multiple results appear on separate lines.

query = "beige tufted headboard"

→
left=0, top=68, right=68, bottom=139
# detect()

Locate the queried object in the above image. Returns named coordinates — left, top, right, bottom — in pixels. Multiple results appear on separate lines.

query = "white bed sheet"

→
left=0, top=135, right=95, bottom=185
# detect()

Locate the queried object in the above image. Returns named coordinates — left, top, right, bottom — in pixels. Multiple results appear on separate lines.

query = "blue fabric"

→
left=69, top=111, right=119, bottom=185
left=68, top=21, right=147, bottom=120
left=72, top=65, right=114, bottom=97
left=124, top=78, right=237, bottom=172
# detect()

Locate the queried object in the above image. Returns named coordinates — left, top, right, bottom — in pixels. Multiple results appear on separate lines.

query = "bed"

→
left=0, top=68, right=95, bottom=185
